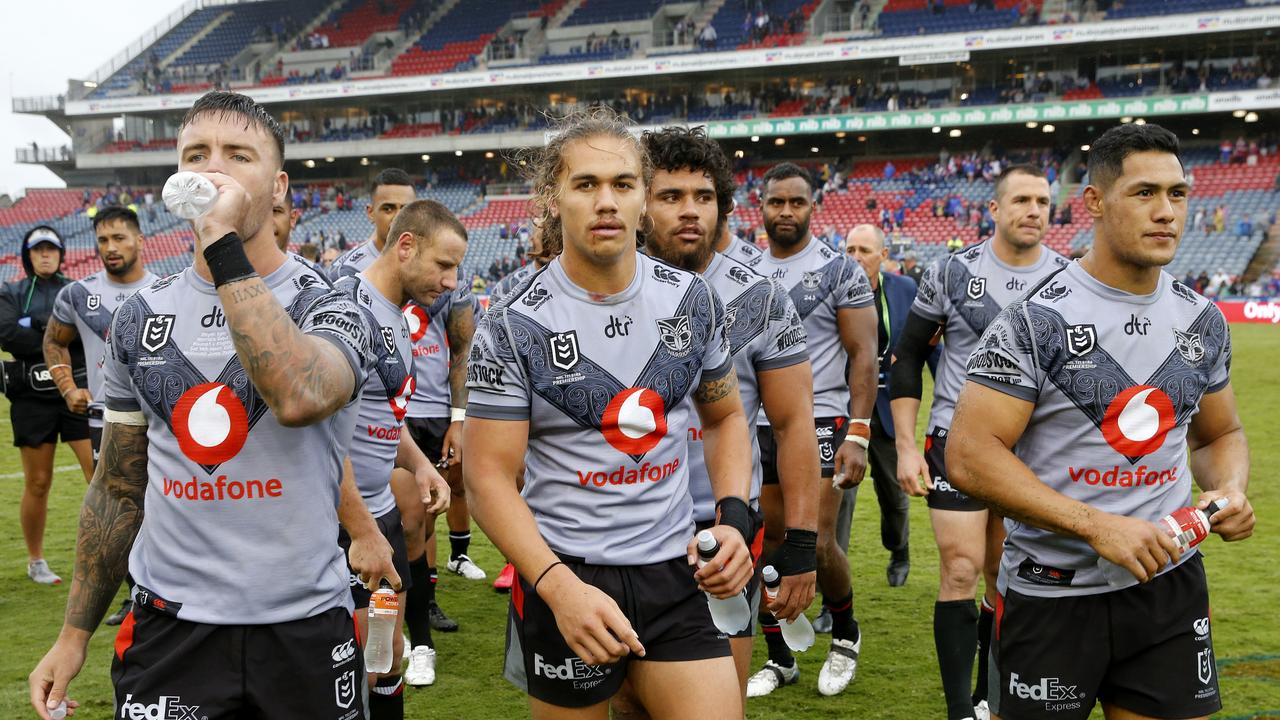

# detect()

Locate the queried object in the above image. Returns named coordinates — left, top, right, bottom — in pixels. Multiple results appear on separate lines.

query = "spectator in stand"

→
left=946, top=235, right=964, bottom=253
left=1195, top=271, right=1211, bottom=294
left=884, top=161, right=896, bottom=180
left=1214, top=204, right=1226, bottom=233
left=900, top=251, right=924, bottom=284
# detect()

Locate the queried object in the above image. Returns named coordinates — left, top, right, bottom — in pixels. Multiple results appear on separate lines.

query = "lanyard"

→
left=878, top=272, right=891, bottom=344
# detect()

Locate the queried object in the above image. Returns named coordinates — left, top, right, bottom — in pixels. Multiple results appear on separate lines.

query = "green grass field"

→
left=1, top=324, right=1276, bottom=719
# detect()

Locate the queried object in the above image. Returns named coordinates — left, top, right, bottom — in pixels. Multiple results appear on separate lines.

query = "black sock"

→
left=759, top=610, right=795, bottom=668
left=935, top=600, right=979, bottom=720
left=824, top=592, right=860, bottom=643
left=974, top=599, right=995, bottom=704
left=448, top=531, right=471, bottom=561
left=404, top=557, right=434, bottom=649
left=368, top=674, right=404, bottom=720
left=426, top=566, right=438, bottom=606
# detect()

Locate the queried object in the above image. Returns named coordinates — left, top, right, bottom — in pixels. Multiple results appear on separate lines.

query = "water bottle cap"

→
left=1205, top=497, right=1229, bottom=518
left=761, top=565, right=780, bottom=585
left=696, top=529, right=718, bottom=554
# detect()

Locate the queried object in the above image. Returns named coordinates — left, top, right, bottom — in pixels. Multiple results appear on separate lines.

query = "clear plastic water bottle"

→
left=364, top=584, right=399, bottom=673
left=762, top=565, right=815, bottom=652
left=1097, top=499, right=1228, bottom=587
left=696, top=530, right=751, bottom=634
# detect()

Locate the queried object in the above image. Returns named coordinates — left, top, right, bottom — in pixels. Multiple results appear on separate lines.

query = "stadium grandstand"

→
left=7, top=0, right=1280, bottom=297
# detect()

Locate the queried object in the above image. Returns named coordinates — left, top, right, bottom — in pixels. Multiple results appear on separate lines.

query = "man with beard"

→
left=745, top=163, right=878, bottom=698
left=271, top=190, right=301, bottom=251
left=44, top=205, right=157, bottom=620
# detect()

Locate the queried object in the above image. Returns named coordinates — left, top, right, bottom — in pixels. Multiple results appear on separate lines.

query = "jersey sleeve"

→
left=296, top=288, right=375, bottom=389
left=699, top=279, right=733, bottom=383
left=837, top=257, right=874, bottom=310
left=1206, top=306, right=1232, bottom=393
left=965, top=299, right=1041, bottom=402
left=465, top=307, right=530, bottom=420
left=756, top=280, right=808, bottom=371
left=911, top=257, right=949, bottom=322
left=101, top=296, right=142, bottom=415
left=51, top=283, right=78, bottom=325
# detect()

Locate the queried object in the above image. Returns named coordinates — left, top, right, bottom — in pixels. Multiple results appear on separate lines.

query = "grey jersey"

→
left=329, top=239, right=378, bottom=280
left=338, top=273, right=414, bottom=518
left=968, top=263, right=1231, bottom=598
left=748, top=237, right=873, bottom=419
left=913, top=242, right=1070, bottom=433
left=488, top=264, right=539, bottom=307
left=685, top=253, right=807, bottom=522
left=725, top=236, right=763, bottom=265
left=51, top=270, right=157, bottom=425
left=101, top=258, right=375, bottom=623
left=467, top=254, right=732, bottom=565
left=403, top=286, right=475, bottom=419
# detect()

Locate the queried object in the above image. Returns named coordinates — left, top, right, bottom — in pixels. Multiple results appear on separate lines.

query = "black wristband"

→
left=203, top=232, right=258, bottom=288
left=772, top=528, right=818, bottom=576
left=715, top=496, right=753, bottom=545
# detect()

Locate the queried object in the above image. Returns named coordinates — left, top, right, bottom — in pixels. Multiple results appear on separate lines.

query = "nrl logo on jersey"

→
left=966, top=277, right=987, bottom=300
left=549, top=330, right=580, bottom=371
left=656, top=315, right=693, bottom=357
left=1174, top=329, right=1205, bottom=364
left=380, top=326, right=396, bottom=355
left=86, top=293, right=101, bottom=311
left=1065, top=324, right=1096, bottom=357
left=141, top=315, right=176, bottom=353
left=800, top=271, right=822, bottom=291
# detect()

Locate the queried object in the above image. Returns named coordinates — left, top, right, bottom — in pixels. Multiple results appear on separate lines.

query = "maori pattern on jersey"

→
left=784, top=255, right=870, bottom=320
left=498, top=280, right=715, bottom=462
left=723, top=279, right=773, bottom=355
left=61, top=282, right=113, bottom=339
left=943, top=256, right=1005, bottom=336
left=1015, top=300, right=1229, bottom=463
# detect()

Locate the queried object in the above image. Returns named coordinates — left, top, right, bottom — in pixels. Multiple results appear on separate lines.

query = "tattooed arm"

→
left=440, top=299, right=475, bottom=464
left=30, top=421, right=148, bottom=718
left=691, top=367, right=755, bottom=597
left=217, top=281, right=357, bottom=427
left=43, top=318, right=92, bottom=414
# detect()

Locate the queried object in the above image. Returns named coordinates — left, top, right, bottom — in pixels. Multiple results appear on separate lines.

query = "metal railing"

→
left=15, top=146, right=74, bottom=164
left=11, top=95, right=65, bottom=114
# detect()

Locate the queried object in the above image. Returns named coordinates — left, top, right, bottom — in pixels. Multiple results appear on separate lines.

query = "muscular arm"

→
left=758, top=361, right=819, bottom=531
left=1186, top=384, right=1254, bottom=540
left=445, top=300, right=475, bottom=411
left=219, top=279, right=356, bottom=427
left=42, top=318, right=81, bottom=397
left=64, top=422, right=149, bottom=636
left=693, top=368, right=751, bottom=504
left=462, top=418, right=551, bottom=579
left=837, top=305, right=878, bottom=420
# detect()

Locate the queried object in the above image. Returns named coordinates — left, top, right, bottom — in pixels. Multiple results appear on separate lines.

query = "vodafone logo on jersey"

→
left=1101, top=385, right=1175, bottom=457
left=388, top=375, right=415, bottom=422
left=171, top=382, right=249, bottom=465
left=403, top=303, right=430, bottom=342
left=601, top=387, right=667, bottom=457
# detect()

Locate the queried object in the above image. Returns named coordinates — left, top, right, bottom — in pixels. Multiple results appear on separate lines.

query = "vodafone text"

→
left=367, top=424, right=401, bottom=440
left=413, top=343, right=441, bottom=358
left=577, top=458, right=680, bottom=487
left=162, top=476, right=283, bottom=501
left=1068, top=465, right=1178, bottom=488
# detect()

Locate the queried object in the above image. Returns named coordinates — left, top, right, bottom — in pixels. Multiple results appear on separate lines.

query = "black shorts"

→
left=112, top=603, right=366, bottom=720
left=9, top=398, right=90, bottom=448
left=759, top=416, right=848, bottom=483
left=405, top=416, right=449, bottom=464
left=696, top=510, right=766, bottom=640
left=504, top=556, right=731, bottom=707
left=990, top=554, right=1219, bottom=720
left=337, top=506, right=413, bottom=606
left=924, top=429, right=984, bottom=512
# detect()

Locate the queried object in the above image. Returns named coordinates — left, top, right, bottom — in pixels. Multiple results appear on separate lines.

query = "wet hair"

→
left=371, top=168, right=415, bottom=197
left=994, top=164, right=1047, bottom=200
left=1087, top=123, right=1182, bottom=190
left=180, top=91, right=285, bottom=168
left=517, top=106, right=652, bottom=258
left=762, top=162, right=815, bottom=195
left=642, top=126, right=736, bottom=221
left=92, top=205, right=142, bottom=233
left=385, top=199, right=468, bottom=254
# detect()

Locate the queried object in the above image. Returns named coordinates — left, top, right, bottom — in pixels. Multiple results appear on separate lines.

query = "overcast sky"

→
left=0, top=0, right=189, bottom=199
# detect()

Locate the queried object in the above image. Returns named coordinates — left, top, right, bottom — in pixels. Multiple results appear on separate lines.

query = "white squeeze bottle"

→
left=762, top=565, right=815, bottom=652
left=364, top=584, right=399, bottom=673
left=696, top=530, right=751, bottom=634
